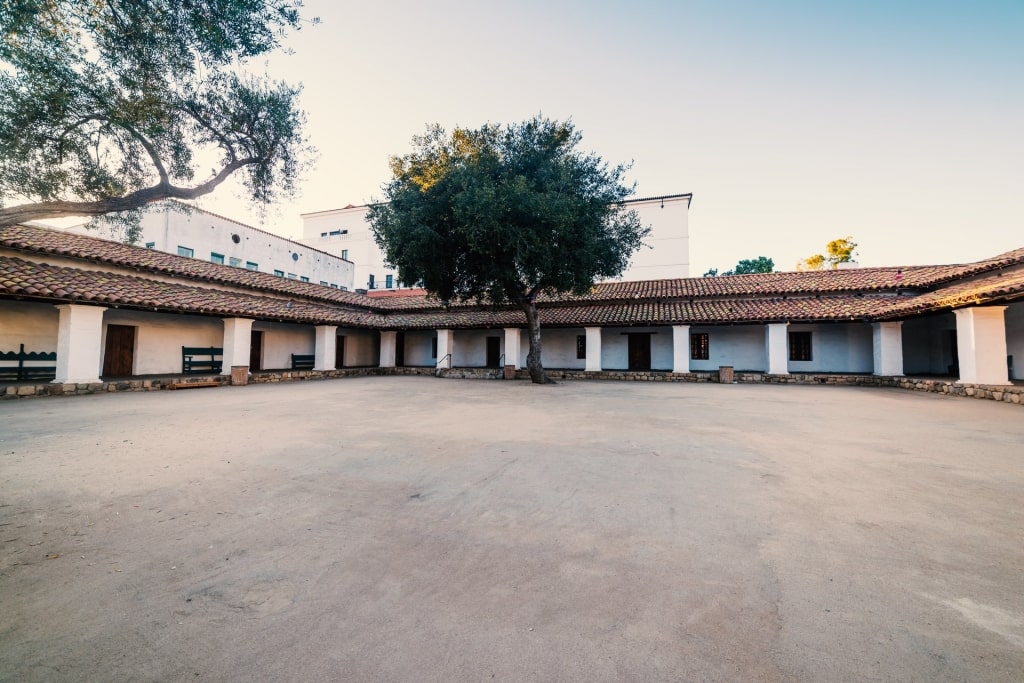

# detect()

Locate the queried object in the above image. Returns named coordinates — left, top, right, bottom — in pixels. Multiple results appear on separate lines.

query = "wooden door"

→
left=947, top=329, right=959, bottom=376
left=627, top=333, right=651, bottom=371
left=102, top=325, right=135, bottom=377
left=250, top=330, right=263, bottom=371
left=336, top=335, right=346, bottom=369
left=395, top=332, right=405, bottom=367
left=486, top=337, right=501, bottom=368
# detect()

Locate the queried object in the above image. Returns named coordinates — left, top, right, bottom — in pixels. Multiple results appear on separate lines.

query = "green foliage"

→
left=0, top=0, right=316, bottom=227
left=798, top=236, right=858, bottom=271
left=368, top=117, right=649, bottom=383
left=368, top=118, right=648, bottom=306
left=702, top=256, right=774, bottom=277
left=702, top=267, right=719, bottom=277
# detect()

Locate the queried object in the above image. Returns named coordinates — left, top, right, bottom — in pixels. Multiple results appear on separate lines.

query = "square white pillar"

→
left=585, top=327, right=602, bottom=372
left=872, top=321, right=904, bottom=376
left=765, top=323, right=789, bottom=375
left=221, top=318, right=254, bottom=375
left=437, top=329, right=453, bottom=369
left=954, top=306, right=1009, bottom=385
left=315, top=325, right=338, bottom=371
left=672, top=325, right=691, bottom=374
left=53, top=304, right=107, bottom=384
left=379, top=330, right=397, bottom=368
left=503, top=328, right=521, bottom=369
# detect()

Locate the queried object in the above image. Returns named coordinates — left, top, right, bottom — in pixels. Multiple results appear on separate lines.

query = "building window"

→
left=341, top=249, right=348, bottom=260
left=320, top=280, right=328, bottom=286
left=177, top=246, right=193, bottom=258
left=789, top=331, right=812, bottom=361
left=300, top=276, right=310, bottom=282
left=329, top=229, right=348, bottom=236
left=385, top=274, right=393, bottom=289
left=330, top=283, right=338, bottom=289
left=576, top=335, right=586, bottom=359
left=210, top=252, right=224, bottom=264
left=229, top=257, right=242, bottom=267
left=431, top=337, right=438, bottom=358
left=145, top=242, right=155, bottom=249
left=286, top=272, right=297, bottom=279
left=368, top=274, right=375, bottom=289
left=691, top=333, right=709, bottom=360
left=246, top=261, right=258, bottom=271
left=274, top=269, right=284, bottom=277
left=320, top=232, right=328, bottom=237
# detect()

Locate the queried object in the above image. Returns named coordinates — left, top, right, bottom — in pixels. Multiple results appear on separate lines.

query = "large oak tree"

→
left=367, top=118, right=649, bottom=384
left=0, top=0, right=315, bottom=232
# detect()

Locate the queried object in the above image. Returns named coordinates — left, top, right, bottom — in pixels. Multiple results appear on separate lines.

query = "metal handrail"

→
left=435, top=353, right=452, bottom=368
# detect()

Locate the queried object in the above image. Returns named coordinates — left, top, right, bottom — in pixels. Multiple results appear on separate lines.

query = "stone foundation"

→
left=2, top=368, right=1021, bottom=407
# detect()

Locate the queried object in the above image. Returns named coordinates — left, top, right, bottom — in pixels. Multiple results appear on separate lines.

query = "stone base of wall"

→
left=3, top=368, right=1020, bottom=407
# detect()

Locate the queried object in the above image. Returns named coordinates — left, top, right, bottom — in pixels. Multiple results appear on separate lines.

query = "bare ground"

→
left=1, top=377, right=1022, bottom=682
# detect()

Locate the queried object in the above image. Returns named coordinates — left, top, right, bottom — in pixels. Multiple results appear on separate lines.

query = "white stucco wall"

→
left=101, top=310, right=222, bottom=375
left=620, top=196, right=690, bottom=281
left=598, top=327, right=674, bottom=370
left=688, top=325, right=766, bottom=372
left=1006, top=301, right=1023, bottom=380
left=251, top=322, right=315, bottom=370
left=902, top=314, right=957, bottom=375
left=401, top=330, right=437, bottom=366
left=536, top=328, right=586, bottom=369
left=336, top=329, right=379, bottom=367
left=299, top=205, right=391, bottom=292
left=0, top=301, right=59, bottom=353
left=785, top=323, right=873, bottom=374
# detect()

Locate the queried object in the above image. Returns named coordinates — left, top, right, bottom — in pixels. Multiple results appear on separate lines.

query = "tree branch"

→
left=0, top=157, right=257, bottom=227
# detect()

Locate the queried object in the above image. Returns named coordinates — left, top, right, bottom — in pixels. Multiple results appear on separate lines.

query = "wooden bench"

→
left=0, top=344, right=57, bottom=382
left=182, top=346, right=223, bottom=375
left=291, top=354, right=315, bottom=370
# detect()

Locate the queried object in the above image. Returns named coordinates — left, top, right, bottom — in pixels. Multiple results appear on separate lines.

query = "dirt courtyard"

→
left=1, top=377, right=1022, bottom=682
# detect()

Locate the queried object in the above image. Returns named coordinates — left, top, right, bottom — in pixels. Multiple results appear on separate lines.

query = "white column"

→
left=585, top=327, right=602, bottom=372
left=954, top=306, right=1009, bottom=385
left=315, top=325, right=337, bottom=371
left=872, top=321, right=904, bottom=376
left=53, top=304, right=107, bottom=384
left=221, top=318, right=254, bottom=376
left=379, top=330, right=397, bottom=368
left=437, top=329, right=453, bottom=369
left=765, top=323, right=789, bottom=375
left=504, top=328, right=521, bottom=369
left=672, top=325, right=691, bottom=374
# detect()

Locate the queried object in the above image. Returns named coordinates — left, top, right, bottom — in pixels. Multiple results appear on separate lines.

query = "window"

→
left=329, top=229, right=348, bottom=236
left=177, top=246, right=193, bottom=258
left=341, top=249, right=349, bottom=260
left=431, top=337, right=438, bottom=358
left=691, top=333, right=709, bottom=360
left=320, top=232, right=328, bottom=237
left=229, top=257, right=242, bottom=267
left=274, top=269, right=284, bottom=277
left=145, top=242, right=155, bottom=249
left=210, top=252, right=224, bottom=264
left=245, top=261, right=258, bottom=271
left=330, top=283, right=338, bottom=289
left=286, top=273, right=297, bottom=279
left=300, top=276, right=310, bottom=282
left=320, top=280, right=328, bottom=286
left=576, top=335, right=586, bottom=359
left=385, top=274, right=393, bottom=289
left=368, top=274, right=375, bottom=289
left=789, top=331, right=812, bottom=361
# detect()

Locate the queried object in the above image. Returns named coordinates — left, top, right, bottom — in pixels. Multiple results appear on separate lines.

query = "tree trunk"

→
left=517, top=299, right=550, bottom=384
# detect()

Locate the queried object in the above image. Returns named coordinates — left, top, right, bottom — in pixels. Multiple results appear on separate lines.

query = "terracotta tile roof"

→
left=0, top=223, right=392, bottom=309
left=0, top=256, right=383, bottom=327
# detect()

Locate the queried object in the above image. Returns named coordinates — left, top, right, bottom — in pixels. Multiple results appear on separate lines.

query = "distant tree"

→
left=731, top=256, right=774, bottom=274
left=367, top=117, right=649, bottom=384
left=798, top=236, right=858, bottom=271
left=702, top=256, right=773, bottom=277
left=0, top=0, right=317, bottom=237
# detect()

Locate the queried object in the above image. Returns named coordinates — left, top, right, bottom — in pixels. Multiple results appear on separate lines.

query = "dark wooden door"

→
left=627, top=333, right=651, bottom=371
left=250, top=330, right=263, bottom=371
left=395, top=332, right=405, bottom=367
left=486, top=337, right=501, bottom=368
left=336, top=335, right=346, bottom=369
left=947, top=329, right=959, bottom=376
left=102, top=324, right=135, bottom=377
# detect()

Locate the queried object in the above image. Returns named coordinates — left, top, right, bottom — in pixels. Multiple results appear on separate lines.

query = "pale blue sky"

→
left=198, top=0, right=1023, bottom=274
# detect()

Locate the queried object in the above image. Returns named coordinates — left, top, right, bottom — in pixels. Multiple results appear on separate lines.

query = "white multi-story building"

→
left=299, top=193, right=691, bottom=291
left=63, top=202, right=356, bottom=290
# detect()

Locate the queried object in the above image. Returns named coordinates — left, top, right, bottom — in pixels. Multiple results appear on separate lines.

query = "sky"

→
left=193, top=0, right=1023, bottom=275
